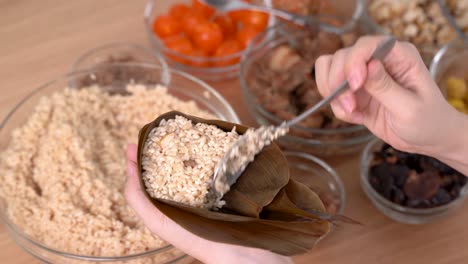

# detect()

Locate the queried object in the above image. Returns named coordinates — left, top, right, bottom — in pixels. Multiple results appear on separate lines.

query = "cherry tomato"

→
left=169, top=3, right=190, bottom=20
left=192, top=22, right=224, bottom=54
left=189, top=49, right=211, bottom=67
left=240, top=10, right=269, bottom=31
left=227, top=10, right=249, bottom=22
left=152, top=15, right=183, bottom=38
left=192, top=0, right=215, bottom=18
left=182, top=11, right=207, bottom=38
left=163, top=35, right=194, bottom=64
left=214, top=40, right=243, bottom=66
left=236, top=26, right=261, bottom=48
left=214, top=15, right=236, bottom=38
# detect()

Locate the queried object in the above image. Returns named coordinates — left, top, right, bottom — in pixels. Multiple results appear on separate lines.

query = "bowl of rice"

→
left=0, top=63, right=239, bottom=263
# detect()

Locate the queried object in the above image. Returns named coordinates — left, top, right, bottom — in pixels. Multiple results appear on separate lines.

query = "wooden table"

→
left=1, top=1, right=467, bottom=263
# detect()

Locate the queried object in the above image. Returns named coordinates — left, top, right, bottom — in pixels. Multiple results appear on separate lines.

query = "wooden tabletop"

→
left=1, top=1, right=467, bottom=263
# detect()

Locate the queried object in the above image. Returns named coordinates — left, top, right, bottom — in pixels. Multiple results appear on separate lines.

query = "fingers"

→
left=124, top=144, right=236, bottom=263
left=126, top=143, right=137, bottom=163
left=315, top=54, right=332, bottom=98
left=125, top=144, right=166, bottom=230
left=124, top=145, right=296, bottom=264
left=364, top=60, right=416, bottom=114
left=343, top=36, right=388, bottom=91
left=316, top=52, right=363, bottom=124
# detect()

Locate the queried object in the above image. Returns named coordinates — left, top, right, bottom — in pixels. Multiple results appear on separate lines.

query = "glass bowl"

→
left=285, top=151, right=345, bottom=215
left=430, top=38, right=468, bottom=114
left=71, top=42, right=168, bottom=71
left=143, top=0, right=276, bottom=81
left=240, top=22, right=374, bottom=157
left=0, top=63, right=239, bottom=263
left=430, top=38, right=468, bottom=86
left=360, top=138, right=468, bottom=224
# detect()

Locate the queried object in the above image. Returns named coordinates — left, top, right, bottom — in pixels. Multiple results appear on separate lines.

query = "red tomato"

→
left=163, top=35, right=194, bottom=64
left=152, top=15, right=183, bottom=38
left=189, top=49, right=211, bottom=67
left=214, top=15, right=236, bottom=38
left=169, top=3, right=190, bottom=20
left=227, top=10, right=249, bottom=22
left=181, top=11, right=207, bottom=38
left=192, top=0, right=216, bottom=18
left=236, top=26, right=261, bottom=48
left=240, top=10, right=269, bottom=31
left=214, top=40, right=243, bottom=66
left=192, top=22, right=224, bottom=54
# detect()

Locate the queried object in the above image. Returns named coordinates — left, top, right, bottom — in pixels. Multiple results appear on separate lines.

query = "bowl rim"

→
left=429, top=37, right=468, bottom=80
left=283, top=151, right=346, bottom=215
left=239, top=22, right=371, bottom=136
left=0, top=62, right=241, bottom=261
left=360, top=137, right=468, bottom=215
left=71, top=42, right=169, bottom=72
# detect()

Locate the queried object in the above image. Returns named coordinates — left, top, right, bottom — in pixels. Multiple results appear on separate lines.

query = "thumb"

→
left=364, top=60, right=416, bottom=112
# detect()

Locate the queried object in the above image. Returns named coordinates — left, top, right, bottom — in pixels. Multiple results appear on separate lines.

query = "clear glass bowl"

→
left=285, top=151, right=345, bottom=215
left=71, top=42, right=168, bottom=72
left=240, top=22, right=374, bottom=157
left=143, top=0, right=276, bottom=81
left=430, top=38, right=468, bottom=88
left=0, top=63, right=239, bottom=263
left=360, top=138, right=468, bottom=224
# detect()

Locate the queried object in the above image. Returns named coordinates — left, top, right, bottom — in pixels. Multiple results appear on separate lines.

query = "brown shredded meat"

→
left=246, top=29, right=357, bottom=135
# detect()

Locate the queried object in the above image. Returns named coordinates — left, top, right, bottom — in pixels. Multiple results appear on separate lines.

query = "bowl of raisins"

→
left=360, top=138, right=468, bottom=224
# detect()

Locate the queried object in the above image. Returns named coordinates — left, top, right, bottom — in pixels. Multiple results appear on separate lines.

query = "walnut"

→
left=269, top=45, right=301, bottom=72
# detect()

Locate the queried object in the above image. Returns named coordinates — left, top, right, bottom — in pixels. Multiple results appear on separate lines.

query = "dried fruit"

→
left=403, top=170, right=441, bottom=200
left=444, top=76, right=468, bottom=114
left=369, top=143, right=467, bottom=208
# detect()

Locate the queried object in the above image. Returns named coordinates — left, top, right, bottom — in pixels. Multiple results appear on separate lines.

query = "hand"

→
left=124, top=144, right=293, bottom=264
left=315, top=36, right=464, bottom=157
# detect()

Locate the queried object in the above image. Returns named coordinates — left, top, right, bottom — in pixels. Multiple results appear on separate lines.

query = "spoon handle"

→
left=437, top=0, right=467, bottom=42
left=284, top=36, right=397, bottom=128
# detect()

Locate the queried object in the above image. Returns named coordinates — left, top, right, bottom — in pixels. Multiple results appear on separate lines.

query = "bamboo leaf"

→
left=136, top=111, right=342, bottom=256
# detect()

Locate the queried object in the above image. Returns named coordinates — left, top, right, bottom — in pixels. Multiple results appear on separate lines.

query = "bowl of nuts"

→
left=430, top=38, right=468, bottom=114
left=364, top=0, right=460, bottom=67
left=360, top=138, right=468, bottom=224
left=240, top=22, right=374, bottom=157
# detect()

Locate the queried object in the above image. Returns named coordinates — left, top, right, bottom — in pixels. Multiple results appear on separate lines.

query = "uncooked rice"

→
left=142, top=116, right=239, bottom=209
left=0, top=84, right=215, bottom=261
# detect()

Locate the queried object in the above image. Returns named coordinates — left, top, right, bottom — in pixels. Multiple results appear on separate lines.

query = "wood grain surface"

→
left=0, top=1, right=467, bottom=263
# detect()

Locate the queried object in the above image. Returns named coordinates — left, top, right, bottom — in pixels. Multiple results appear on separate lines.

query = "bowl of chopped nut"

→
left=240, top=22, right=374, bottom=157
left=430, top=38, right=468, bottom=114
left=360, top=138, right=468, bottom=224
left=363, top=0, right=461, bottom=67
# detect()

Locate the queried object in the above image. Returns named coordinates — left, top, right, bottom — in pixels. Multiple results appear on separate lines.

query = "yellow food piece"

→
left=446, top=77, right=467, bottom=99
left=448, top=98, right=467, bottom=113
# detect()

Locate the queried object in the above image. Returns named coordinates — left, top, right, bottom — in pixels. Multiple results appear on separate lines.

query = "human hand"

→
left=124, top=144, right=293, bottom=264
left=315, top=36, right=464, bottom=157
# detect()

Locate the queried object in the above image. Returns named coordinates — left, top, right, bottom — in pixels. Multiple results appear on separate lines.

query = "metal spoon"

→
left=437, top=0, right=468, bottom=42
left=203, top=0, right=344, bottom=34
left=210, top=36, right=397, bottom=203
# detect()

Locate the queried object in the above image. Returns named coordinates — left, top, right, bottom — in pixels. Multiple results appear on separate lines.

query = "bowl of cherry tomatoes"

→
left=144, top=0, right=275, bottom=81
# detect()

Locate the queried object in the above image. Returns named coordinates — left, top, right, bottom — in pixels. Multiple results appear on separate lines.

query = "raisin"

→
left=403, top=170, right=441, bottom=200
